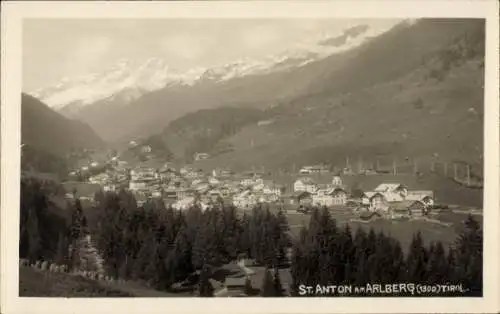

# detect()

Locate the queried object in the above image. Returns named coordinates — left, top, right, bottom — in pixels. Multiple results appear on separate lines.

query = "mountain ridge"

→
left=21, top=93, right=105, bottom=157
left=26, top=22, right=400, bottom=142
left=29, top=22, right=382, bottom=113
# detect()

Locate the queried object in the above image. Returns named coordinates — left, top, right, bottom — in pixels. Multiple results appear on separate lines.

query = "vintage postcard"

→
left=1, top=1, right=499, bottom=313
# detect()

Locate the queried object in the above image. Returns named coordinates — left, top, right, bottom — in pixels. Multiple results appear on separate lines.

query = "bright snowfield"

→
left=28, top=21, right=401, bottom=112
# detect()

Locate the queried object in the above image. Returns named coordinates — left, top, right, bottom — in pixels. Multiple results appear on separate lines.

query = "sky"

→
left=22, top=18, right=401, bottom=91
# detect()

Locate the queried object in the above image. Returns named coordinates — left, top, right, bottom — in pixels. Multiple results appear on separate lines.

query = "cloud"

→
left=239, top=25, right=282, bottom=51
left=159, top=34, right=212, bottom=61
left=74, top=36, right=112, bottom=61
left=63, top=36, right=112, bottom=73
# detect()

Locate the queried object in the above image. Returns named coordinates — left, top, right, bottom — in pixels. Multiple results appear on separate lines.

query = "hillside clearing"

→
left=19, top=267, right=132, bottom=297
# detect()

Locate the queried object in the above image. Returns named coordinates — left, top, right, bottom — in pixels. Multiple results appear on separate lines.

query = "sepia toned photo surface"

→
left=1, top=1, right=499, bottom=314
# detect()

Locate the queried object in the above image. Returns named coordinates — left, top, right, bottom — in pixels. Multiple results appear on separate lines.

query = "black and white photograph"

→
left=1, top=1, right=499, bottom=314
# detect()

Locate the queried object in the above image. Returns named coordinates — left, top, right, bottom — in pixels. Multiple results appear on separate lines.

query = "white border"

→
left=1, top=1, right=499, bottom=314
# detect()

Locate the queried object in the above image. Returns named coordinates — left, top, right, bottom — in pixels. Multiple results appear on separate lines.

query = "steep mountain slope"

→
left=303, top=18, right=485, bottom=96
left=76, top=19, right=482, bottom=143
left=21, top=93, right=105, bottom=157
left=176, top=19, right=485, bottom=172
left=159, top=107, right=265, bottom=161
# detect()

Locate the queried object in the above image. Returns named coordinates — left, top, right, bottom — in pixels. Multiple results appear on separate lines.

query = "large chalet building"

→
left=361, top=183, right=434, bottom=216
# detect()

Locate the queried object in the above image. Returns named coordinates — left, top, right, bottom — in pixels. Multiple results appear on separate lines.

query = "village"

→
left=49, top=143, right=464, bottom=297
left=65, top=148, right=438, bottom=222
left=58, top=155, right=442, bottom=297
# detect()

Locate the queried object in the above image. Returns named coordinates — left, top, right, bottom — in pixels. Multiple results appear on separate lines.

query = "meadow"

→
left=286, top=209, right=481, bottom=253
left=19, top=267, right=132, bottom=297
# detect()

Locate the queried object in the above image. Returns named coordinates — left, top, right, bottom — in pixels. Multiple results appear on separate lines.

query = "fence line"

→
left=271, top=157, right=483, bottom=190
left=20, top=258, right=125, bottom=284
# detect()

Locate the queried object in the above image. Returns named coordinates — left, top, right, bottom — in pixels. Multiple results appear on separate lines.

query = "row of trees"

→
left=20, top=179, right=483, bottom=297
left=19, top=179, right=87, bottom=269
left=92, top=189, right=290, bottom=292
left=291, top=207, right=482, bottom=296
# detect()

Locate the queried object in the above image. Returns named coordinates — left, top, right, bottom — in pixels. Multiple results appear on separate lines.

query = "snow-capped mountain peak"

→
left=28, top=21, right=398, bottom=112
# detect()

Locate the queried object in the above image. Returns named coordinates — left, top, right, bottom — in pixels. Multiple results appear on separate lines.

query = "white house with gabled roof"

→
left=332, top=175, right=343, bottom=187
left=313, top=187, right=347, bottom=207
left=362, top=191, right=389, bottom=212
left=294, top=177, right=317, bottom=193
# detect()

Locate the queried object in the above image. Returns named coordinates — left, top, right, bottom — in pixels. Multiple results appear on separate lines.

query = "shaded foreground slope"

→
left=19, top=267, right=187, bottom=297
left=21, top=93, right=105, bottom=157
left=19, top=267, right=131, bottom=297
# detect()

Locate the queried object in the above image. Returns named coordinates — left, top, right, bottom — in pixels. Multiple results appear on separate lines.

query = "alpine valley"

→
left=24, top=19, right=484, bottom=174
left=28, top=22, right=391, bottom=142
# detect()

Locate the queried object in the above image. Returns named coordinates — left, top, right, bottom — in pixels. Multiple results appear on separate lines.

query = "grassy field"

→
left=286, top=209, right=482, bottom=253
left=19, top=267, right=191, bottom=297
left=238, top=203, right=480, bottom=252
left=338, top=173, right=483, bottom=208
left=19, top=267, right=132, bottom=297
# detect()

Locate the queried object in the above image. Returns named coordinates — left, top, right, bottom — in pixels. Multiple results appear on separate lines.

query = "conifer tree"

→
left=261, top=267, right=276, bottom=297
left=260, top=210, right=278, bottom=266
left=249, top=207, right=265, bottom=263
left=406, top=231, right=429, bottom=283
left=55, top=232, right=69, bottom=266
left=198, top=266, right=214, bottom=297
left=69, top=199, right=85, bottom=241
left=192, top=210, right=220, bottom=269
left=290, top=244, right=304, bottom=296
left=68, top=199, right=86, bottom=269
left=274, top=208, right=290, bottom=267
left=455, top=215, right=482, bottom=295
left=388, top=238, right=406, bottom=282
left=338, top=224, right=355, bottom=283
left=238, top=213, right=252, bottom=257
left=306, top=208, right=322, bottom=246
left=445, top=246, right=457, bottom=284
left=318, top=208, right=338, bottom=284
left=298, top=225, right=308, bottom=247
left=26, top=207, right=42, bottom=261
left=119, top=257, right=129, bottom=280
left=366, top=228, right=377, bottom=258
left=244, top=277, right=253, bottom=296
left=220, top=206, right=240, bottom=262
left=273, top=267, right=284, bottom=296
left=373, top=232, right=393, bottom=284
left=144, top=241, right=161, bottom=287
left=96, top=193, right=123, bottom=277
left=427, top=241, right=447, bottom=284
left=352, top=227, right=370, bottom=285
left=169, top=224, right=194, bottom=282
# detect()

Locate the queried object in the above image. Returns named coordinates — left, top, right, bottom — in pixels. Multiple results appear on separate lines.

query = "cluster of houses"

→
left=231, top=177, right=285, bottom=208
left=288, top=176, right=434, bottom=218
left=72, top=156, right=436, bottom=219
left=360, top=183, right=434, bottom=217
left=81, top=160, right=287, bottom=210
left=290, top=175, right=348, bottom=208
left=209, top=256, right=292, bottom=297
left=163, top=168, right=286, bottom=210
